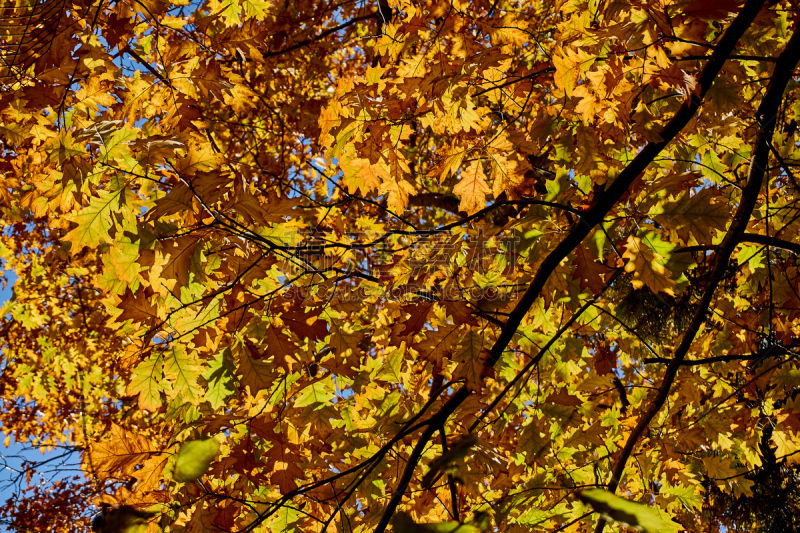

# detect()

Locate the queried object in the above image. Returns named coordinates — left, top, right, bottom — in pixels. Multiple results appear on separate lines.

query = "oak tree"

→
left=2, top=0, right=800, bottom=531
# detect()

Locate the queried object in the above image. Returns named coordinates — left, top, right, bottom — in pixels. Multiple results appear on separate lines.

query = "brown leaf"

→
left=281, top=304, right=329, bottom=341
left=594, top=345, right=617, bottom=375
left=547, top=390, right=583, bottom=406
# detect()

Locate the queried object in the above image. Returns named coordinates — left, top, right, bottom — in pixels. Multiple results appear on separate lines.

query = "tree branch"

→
left=263, top=13, right=378, bottom=58
left=643, top=353, right=760, bottom=365
left=672, top=54, right=778, bottom=62
left=373, top=388, right=470, bottom=533
left=372, top=2, right=770, bottom=529
left=487, top=0, right=769, bottom=368
left=594, top=23, right=800, bottom=533
left=122, top=46, right=173, bottom=87
left=439, top=428, right=460, bottom=522
left=678, top=232, right=800, bottom=255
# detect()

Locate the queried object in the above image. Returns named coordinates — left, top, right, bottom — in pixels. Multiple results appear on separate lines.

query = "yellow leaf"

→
left=429, top=147, right=466, bottom=182
left=160, top=15, right=188, bottom=29
left=772, top=430, right=800, bottom=463
left=380, top=177, right=415, bottom=212
left=652, top=188, right=729, bottom=245
left=341, top=157, right=386, bottom=195
left=454, top=160, right=491, bottom=214
left=622, top=234, right=676, bottom=295
left=703, top=456, right=737, bottom=481
left=63, top=190, right=128, bottom=251
left=553, top=46, right=595, bottom=97
left=175, top=142, right=220, bottom=176
left=460, top=100, right=487, bottom=133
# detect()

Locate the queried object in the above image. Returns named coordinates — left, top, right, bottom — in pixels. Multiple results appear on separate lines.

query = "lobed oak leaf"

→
left=185, top=502, right=225, bottom=533
left=202, top=348, right=237, bottom=410
left=153, top=236, right=199, bottom=296
left=341, top=156, right=386, bottom=195
left=622, top=234, right=677, bottom=296
left=266, top=504, right=301, bottom=533
left=133, top=453, right=169, bottom=494
left=211, top=502, right=238, bottom=531
left=572, top=244, right=608, bottom=294
left=90, top=424, right=160, bottom=480
left=220, top=286, right=262, bottom=333
left=327, top=322, right=363, bottom=369
left=553, top=46, right=595, bottom=97
left=63, top=190, right=127, bottom=251
left=459, top=100, right=488, bottom=133
left=452, top=329, right=489, bottom=390
left=97, top=125, right=139, bottom=165
left=416, top=324, right=462, bottom=369
left=237, top=345, right=275, bottom=394
left=174, top=142, right=221, bottom=176
left=163, top=344, right=205, bottom=405
left=487, top=24, right=529, bottom=47
left=117, top=288, right=160, bottom=324
left=660, top=482, right=704, bottom=512
left=652, top=188, right=729, bottom=245
left=261, top=325, right=298, bottom=369
left=706, top=77, right=744, bottom=114
left=0, top=123, right=25, bottom=146
left=263, top=444, right=305, bottom=494
left=428, top=147, right=466, bottom=182
left=546, top=389, right=583, bottom=406
left=107, top=237, right=143, bottom=283
left=593, top=344, right=617, bottom=375
left=454, top=160, right=491, bottom=215
left=281, top=304, right=328, bottom=341
left=772, top=430, right=800, bottom=463
left=392, top=301, right=434, bottom=342
left=127, top=353, right=165, bottom=411
left=380, top=176, right=416, bottom=212
left=703, top=456, right=738, bottom=484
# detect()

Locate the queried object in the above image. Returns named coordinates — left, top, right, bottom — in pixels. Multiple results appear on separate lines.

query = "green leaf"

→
left=578, top=489, right=681, bottom=533
left=163, top=344, right=205, bottom=405
left=376, top=345, right=404, bottom=382
left=47, top=131, right=87, bottom=164
left=98, top=124, right=138, bottom=165
left=391, top=512, right=481, bottom=533
left=202, top=348, right=236, bottom=409
left=514, top=502, right=570, bottom=527
left=660, top=482, right=703, bottom=512
left=173, top=437, right=221, bottom=482
left=735, top=244, right=766, bottom=275
left=63, top=190, right=126, bottom=250
left=267, top=504, right=301, bottom=533
left=294, top=378, right=333, bottom=409
left=126, top=352, right=164, bottom=411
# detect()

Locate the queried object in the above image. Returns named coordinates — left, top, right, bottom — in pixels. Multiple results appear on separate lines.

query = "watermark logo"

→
left=278, top=228, right=521, bottom=302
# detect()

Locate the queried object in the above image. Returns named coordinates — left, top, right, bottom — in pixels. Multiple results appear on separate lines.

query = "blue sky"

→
left=0, top=269, right=25, bottom=529
left=0, top=269, right=77, bottom=530
left=0, top=268, right=20, bottom=527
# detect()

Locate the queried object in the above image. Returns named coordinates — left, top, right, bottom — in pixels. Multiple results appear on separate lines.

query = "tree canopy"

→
left=1, top=0, right=800, bottom=531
